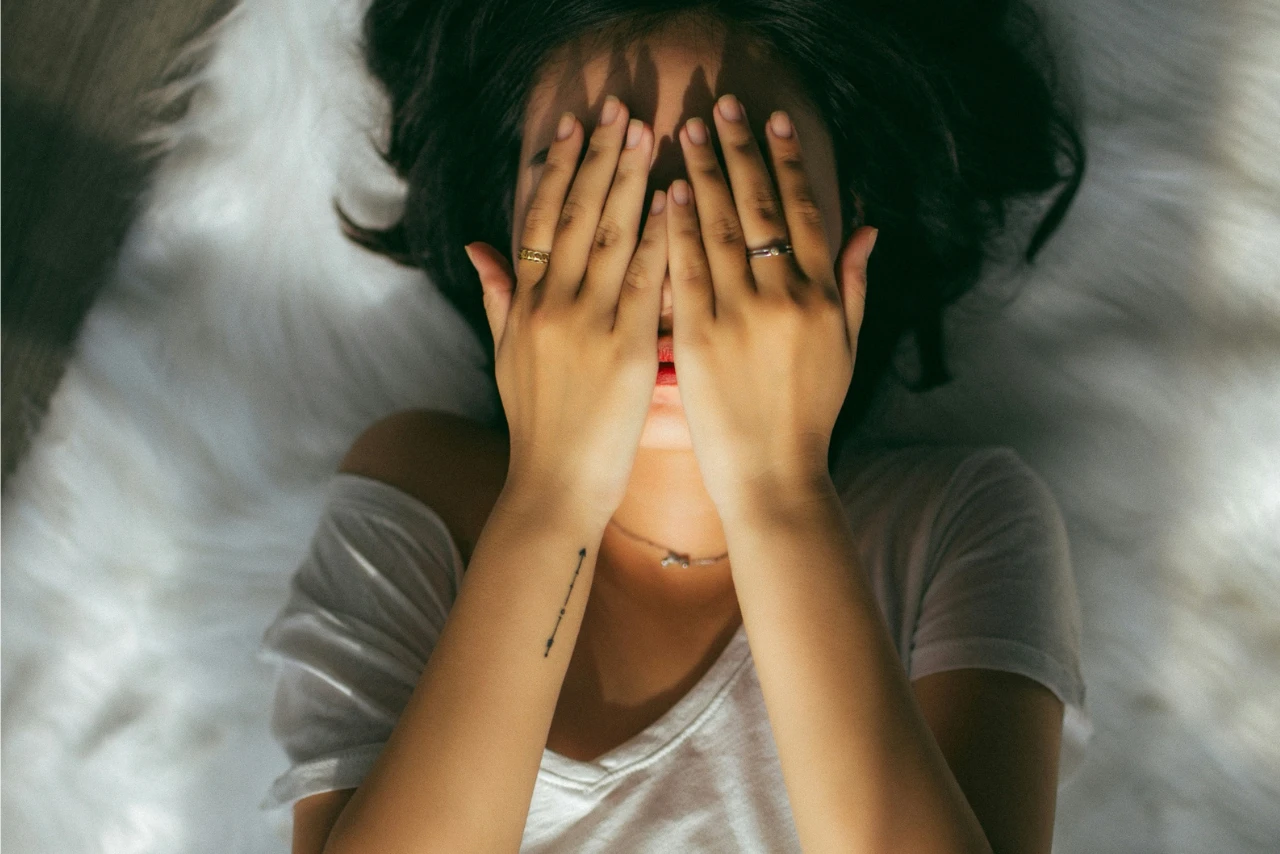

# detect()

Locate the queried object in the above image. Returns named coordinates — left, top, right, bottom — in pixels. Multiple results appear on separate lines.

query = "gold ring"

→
left=518, top=247, right=550, bottom=264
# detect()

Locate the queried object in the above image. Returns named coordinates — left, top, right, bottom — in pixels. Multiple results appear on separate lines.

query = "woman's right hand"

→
left=463, top=95, right=668, bottom=521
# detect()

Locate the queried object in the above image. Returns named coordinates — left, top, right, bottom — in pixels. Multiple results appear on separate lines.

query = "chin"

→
left=639, top=398, right=693, bottom=449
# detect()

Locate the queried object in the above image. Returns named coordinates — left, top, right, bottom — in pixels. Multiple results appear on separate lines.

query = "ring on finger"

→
left=518, top=247, right=550, bottom=264
left=745, top=242, right=794, bottom=259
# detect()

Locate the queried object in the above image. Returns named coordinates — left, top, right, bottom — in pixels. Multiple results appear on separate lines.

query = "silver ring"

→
left=746, top=243, right=794, bottom=259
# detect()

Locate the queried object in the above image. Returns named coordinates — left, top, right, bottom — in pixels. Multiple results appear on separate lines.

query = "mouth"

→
left=657, top=336, right=674, bottom=365
left=656, top=333, right=676, bottom=385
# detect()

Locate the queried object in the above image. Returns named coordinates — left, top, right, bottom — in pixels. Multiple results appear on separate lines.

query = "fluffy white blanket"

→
left=3, top=0, right=1277, bottom=851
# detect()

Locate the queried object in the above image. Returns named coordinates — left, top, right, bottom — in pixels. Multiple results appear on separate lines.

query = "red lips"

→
left=657, top=335, right=674, bottom=364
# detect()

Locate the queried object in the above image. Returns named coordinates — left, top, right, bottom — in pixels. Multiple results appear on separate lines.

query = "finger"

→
left=465, top=242, right=516, bottom=347
left=709, top=94, right=797, bottom=299
left=543, top=94, right=634, bottom=308
left=666, top=179, right=716, bottom=336
left=582, top=118, right=656, bottom=318
left=515, top=109, right=583, bottom=307
left=614, top=189, right=668, bottom=348
left=838, top=226, right=878, bottom=348
left=676, top=115, right=753, bottom=309
left=762, top=108, right=834, bottom=289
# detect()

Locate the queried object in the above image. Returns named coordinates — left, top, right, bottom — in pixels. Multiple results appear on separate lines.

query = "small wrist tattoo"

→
left=544, top=548, right=587, bottom=657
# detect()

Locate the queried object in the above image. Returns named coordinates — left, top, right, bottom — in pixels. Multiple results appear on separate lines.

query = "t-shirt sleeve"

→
left=255, top=474, right=464, bottom=812
left=909, top=447, right=1088, bottom=720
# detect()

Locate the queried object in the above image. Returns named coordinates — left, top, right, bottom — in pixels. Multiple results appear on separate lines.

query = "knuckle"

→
left=729, top=137, right=756, bottom=159
left=790, top=187, right=824, bottom=230
left=557, top=197, right=585, bottom=232
left=709, top=214, right=743, bottom=247
left=674, top=259, right=711, bottom=289
left=592, top=215, right=625, bottom=252
left=582, top=137, right=609, bottom=166
left=621, top=259, right=652, bottom=296
left=750, top=185, right=784, bottom=224
left=622, top=267, right=650, bottom=297
left=777, top=158, right=825, bottom=228
left=614, top=152, right=644, bottom=181
left=619, top=250, right=660, bottom=294
left=695, top=162, right=722, bottom=182
left=675, top=216, right=702, bottom=241
left=545, top=150, right=576, bottom=182
left=524, top=201, right=555, bottom=235
left=636, top=220, right=661, bottom=248
left=777, top=150, right=806, bottom=176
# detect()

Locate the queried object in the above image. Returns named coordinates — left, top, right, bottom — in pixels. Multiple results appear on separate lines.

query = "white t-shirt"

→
left=258, top=444, right=1091, bottom=851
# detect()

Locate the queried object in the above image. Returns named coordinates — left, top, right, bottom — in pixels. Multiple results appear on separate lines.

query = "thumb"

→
left=464, top=242, right=517, bottom=348
left=838, top=226, right=877, bottom=349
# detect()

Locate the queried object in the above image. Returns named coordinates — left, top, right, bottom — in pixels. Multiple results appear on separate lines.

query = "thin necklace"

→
left=606, top=517, right=729, bottom=569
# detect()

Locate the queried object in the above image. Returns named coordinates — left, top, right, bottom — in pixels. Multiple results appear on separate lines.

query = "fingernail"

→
left=556, top=112, right=575, bottom=140
left=717, top=94, right=742, bottom=122
left=769, top=111, right=793, bottom=139
left=651, top=189, right=667, bottom=215
left=626, top=118, right=643, bottom=149
left=601, top=95, right=621, bottom=126
left=866, top=227, right=879, bottom=260
left=685, top=117, right=708, bottom=145
left=463, top=243, right=478, bottom=269
left=671, top=180, right=690, bottom=205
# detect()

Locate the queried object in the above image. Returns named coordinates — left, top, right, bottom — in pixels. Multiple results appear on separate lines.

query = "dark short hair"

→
left=340, top=0, right=1085, bottom=474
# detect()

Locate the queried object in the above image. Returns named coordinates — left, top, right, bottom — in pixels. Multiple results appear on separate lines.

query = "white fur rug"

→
left=3, top=0, right=1277, bottom=851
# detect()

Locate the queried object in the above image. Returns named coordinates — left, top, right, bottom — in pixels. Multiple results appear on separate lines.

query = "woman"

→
left=259, top=1, right=1088, bottom=852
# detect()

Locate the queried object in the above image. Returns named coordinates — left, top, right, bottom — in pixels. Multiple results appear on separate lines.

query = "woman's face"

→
left=513, top=23, right=845, bottom=450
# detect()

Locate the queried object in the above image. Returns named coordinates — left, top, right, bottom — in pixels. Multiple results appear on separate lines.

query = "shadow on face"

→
left=512, top=18, right=844, bottom=281
left=510, top=18, right=845, bottom=449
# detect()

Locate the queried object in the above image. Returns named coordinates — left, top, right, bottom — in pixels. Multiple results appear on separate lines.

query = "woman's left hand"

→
left=666, top=95, right=879, bottom=519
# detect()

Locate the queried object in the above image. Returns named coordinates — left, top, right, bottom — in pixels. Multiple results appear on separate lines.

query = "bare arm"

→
left=322, top=479, right=605, bottom=854
left=294, top=790, right=354, bottom=854
left=721, top=478, right=996, bottom=854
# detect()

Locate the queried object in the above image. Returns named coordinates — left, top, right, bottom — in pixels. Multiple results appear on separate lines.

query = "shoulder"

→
left=338, top=409, right=510, bottom=564
left=339, top=409, right=509, bottom=482
left=931, top=445, right=1064, bottom=531
left=839, top=443, right=1048, bottom=505
left=887, top=444, right=1064, bottom=548
left=838, top=443, right=1063, bottom=550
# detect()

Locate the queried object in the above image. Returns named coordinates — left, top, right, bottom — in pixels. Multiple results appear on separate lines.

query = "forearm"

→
left=720, top=477, right=993, bottom=854
left=324, top=482, right=605, bottom=854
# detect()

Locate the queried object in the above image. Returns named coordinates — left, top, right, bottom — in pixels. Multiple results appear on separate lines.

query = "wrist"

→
left=498, top=470, right=613, bottom=532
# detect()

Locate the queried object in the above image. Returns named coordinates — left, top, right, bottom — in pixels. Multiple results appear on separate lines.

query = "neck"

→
left=595, top=446, right=736, bottom=616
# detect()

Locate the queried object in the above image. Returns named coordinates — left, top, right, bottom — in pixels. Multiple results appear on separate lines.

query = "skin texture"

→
left=509, top=19, right=858, bottom=676
left=290, top=18, right=1066, bottom=853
